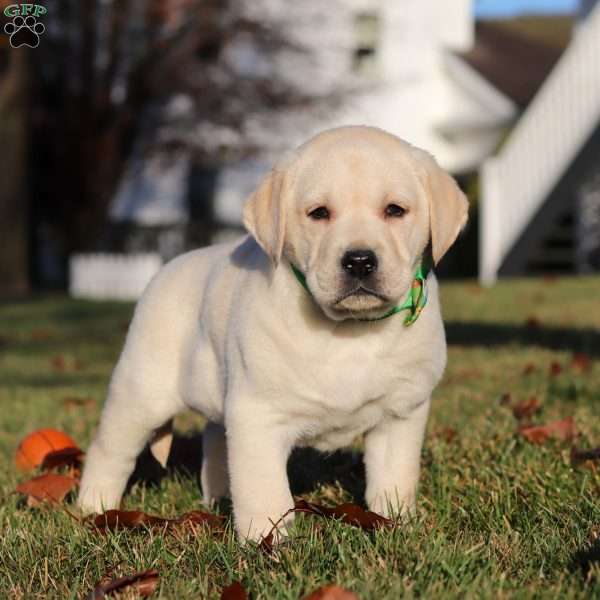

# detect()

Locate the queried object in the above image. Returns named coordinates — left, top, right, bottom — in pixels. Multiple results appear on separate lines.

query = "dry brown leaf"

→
left=91, top=508, right=225, bottom=535
left=302, top=584, right=360, bottom=600
left=522, top=363, right=537, bottom=376
left=63, top=396, right=95, bottom=411
left=433, top=427, right=457, bottom=443
left=40, top=446, right=85, bottom=473
left=86, top=569, right=159, bottom=599
left=549, top=361, right=563, bottom=377
left=16, top=472, right=78, bottom=505
left=511, top=397, right=542, bottom=421
left=30, top=328, right=53, bottom=341
left=570, top=446, right=600, bottom=466
left=572, top=353, right=592, bottom=373
left=519, top=417, right=576, bottom=444
left=51, top=355, right=67, bottom=371
left=294, top=499, right=394, bottom=530
left=220, top=581, right=248, bottom=600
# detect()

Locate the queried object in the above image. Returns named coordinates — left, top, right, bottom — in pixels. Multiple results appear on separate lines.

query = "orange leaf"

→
left=519, top=417, right=576, bottom=444
left=302, top=585, right=360, bottom=600
left=220, top=581, right=248, bottom=600
left=16, top=473, right=78, bottom=504
left=86, top=568, right=159, bottom=599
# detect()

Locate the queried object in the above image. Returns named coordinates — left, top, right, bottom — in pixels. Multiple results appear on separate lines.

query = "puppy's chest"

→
left=293, top=337, right=413, bottom=416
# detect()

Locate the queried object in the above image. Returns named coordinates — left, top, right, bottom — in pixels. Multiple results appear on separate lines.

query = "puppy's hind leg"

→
left=201, top=422, right=230, bottom=505
left=78, top=374, right=181, bottom=515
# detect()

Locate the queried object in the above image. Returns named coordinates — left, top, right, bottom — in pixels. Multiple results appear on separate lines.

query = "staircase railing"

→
left=479, top=4, right=600, bottom=284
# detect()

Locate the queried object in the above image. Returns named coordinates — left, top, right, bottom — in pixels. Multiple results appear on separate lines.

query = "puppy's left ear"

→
left=410, top=148, right=469, bottom=265
left=243, top=168, right=287, bottom=266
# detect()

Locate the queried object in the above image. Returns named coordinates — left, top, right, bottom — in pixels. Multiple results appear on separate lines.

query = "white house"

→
left=479, top=0, right=600, bottom=283
left=207, top=0, right=518, bottom=239
left=109, top=0, right=516, bottom=242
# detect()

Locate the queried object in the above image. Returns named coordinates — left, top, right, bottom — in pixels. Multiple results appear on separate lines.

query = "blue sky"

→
left=475, top=0, right=579, bottom=18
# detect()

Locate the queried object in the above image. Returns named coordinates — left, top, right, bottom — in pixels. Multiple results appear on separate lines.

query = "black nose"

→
left=341, top=249, right=378, bottom=279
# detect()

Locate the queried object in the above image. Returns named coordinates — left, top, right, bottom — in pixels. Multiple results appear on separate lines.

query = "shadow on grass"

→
left=2, top=372, right=109, bottom=389
left=570, top=538, right=600, bottom=580
left=446, top=321, right=600, bottom=357
left=127, top=431, right=366, bottom=508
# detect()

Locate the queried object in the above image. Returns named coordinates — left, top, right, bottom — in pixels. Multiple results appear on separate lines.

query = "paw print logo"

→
left=4, top=15, right=45, bottom=48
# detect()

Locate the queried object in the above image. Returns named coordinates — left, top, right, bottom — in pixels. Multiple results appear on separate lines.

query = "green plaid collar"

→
left=290, top=255, right=431, bottom=325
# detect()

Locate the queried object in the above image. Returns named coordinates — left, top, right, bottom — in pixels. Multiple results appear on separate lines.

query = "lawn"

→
left=1, top=277, right=599, bottom=599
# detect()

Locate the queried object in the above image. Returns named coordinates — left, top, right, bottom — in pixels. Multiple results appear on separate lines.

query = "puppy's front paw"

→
left=234, top=507, right=295, bottom=543
left=77, top=480, right=123, bottom=515
left=367, top=488, right=416, bottom=520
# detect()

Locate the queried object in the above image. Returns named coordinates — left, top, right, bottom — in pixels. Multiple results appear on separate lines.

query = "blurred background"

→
left=1, top=0, right=599, bottom=299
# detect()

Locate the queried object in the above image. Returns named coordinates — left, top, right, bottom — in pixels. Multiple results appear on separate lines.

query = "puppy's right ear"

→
left=243, top=169, right=287, bottom=266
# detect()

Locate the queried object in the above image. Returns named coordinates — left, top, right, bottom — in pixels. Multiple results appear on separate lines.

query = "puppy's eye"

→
left=385, top=204, right=407, bottom=218
left=308, top=206, right=330, bottom=220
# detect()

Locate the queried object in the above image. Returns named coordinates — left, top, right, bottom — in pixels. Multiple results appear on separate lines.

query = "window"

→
left=353, top=12, right=380, bottom=75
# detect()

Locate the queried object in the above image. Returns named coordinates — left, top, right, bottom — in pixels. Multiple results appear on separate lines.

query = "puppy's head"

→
left=243, top=126, right=468, bottom=321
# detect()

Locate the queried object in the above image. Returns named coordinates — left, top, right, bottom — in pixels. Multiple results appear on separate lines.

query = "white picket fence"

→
left=69, top=253, right=163, bottom=301
left=479, top=4, right=600, bottom=284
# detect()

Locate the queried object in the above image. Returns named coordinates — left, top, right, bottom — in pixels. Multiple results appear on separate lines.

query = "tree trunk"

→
left=0, top=49, right=30, bottom=296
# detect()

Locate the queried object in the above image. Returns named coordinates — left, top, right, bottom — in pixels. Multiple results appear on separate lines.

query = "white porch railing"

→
left=69, top=253, right=162, bottom=301
left=479, top=4, right=600, bottom=284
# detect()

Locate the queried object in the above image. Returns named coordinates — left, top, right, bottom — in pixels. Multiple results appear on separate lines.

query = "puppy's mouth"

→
left=333, top=286, right=389, bottom=311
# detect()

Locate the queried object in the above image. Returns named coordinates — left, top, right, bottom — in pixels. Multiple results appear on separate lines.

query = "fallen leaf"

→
left=63, top=396, right=95, bottom=410
left=433, top=427, right=457, bottom=443
left=522, top=363, right=537, bottom=376
left=220, top=581, right=248, bottom=600
left=511, top=397, right=542, bottom=421
left=91, top=509, right=224, bottom=534
left=294, top=500, right=394, bottom=530
left=302, top=584, right=360, bottom=600
left=51, top=355, right=67, bottom=371
left=40, top=446, right=85, bottom=472
left=91, top=510, right=172, bottom=531
left=30, top=328, right=53, bottom=341
left=259, top=532, right=275, bottom=555
left=572, top=353, right=591, bottom=373
left=177, top=510, right=225, bottom=532
left=519, top=417, right=576, bottom=444
left=571, top=446, right=600, bottom=466
left=86, top=569, right=159, bottom=599
left=16, top=473, right=78, bottom=505
left=549, top=361, right=563, bottom=377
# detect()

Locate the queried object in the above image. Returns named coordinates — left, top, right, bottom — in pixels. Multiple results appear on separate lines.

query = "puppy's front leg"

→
left=226, top=405, right=295, bottom=542
left=364, top=399, right=430, bottom=518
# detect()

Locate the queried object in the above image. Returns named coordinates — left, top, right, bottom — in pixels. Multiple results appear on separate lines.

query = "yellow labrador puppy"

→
left=78, top=126, right=468, bottom=541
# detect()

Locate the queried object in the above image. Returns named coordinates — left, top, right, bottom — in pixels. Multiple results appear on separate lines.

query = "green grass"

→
left=1, top=278, right=600, bottom=599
